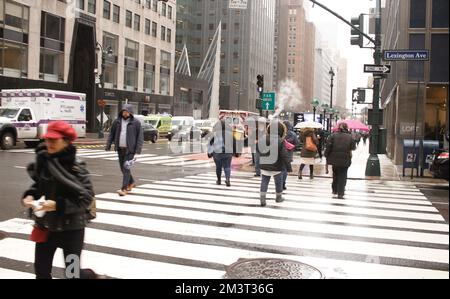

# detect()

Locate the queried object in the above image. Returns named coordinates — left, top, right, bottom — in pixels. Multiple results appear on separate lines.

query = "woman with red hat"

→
left=21, top=121, right=95, bottom=279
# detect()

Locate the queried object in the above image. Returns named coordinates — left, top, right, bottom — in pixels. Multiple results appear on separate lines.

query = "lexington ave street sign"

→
left=364, top=64, right=391, bottom=74
left=383, top=50, right=430, bottom=61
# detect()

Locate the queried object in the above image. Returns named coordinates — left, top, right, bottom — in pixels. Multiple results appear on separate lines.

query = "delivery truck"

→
left=0, top=89, right=86, bottom=150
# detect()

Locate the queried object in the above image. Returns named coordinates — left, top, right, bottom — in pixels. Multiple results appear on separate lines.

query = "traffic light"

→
left=350, top=14, right=365, bottom=48
left=257, top=75, right=264, bottom=93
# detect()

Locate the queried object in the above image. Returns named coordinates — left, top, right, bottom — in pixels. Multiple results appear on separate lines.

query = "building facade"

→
left=275, top=0, right=315, bottom=108
left=0, top=0, right=176, bottom=131
left=381, top=0, right=449, bottom=165
left=176, top=0, right=276, bottom=113
left=335, top=56, right=348, bottom=112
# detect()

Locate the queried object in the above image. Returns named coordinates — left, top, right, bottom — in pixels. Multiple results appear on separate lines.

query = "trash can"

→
left=403, top=139, right=420, bottom=177
left=421, top=140, right=440, bottom=177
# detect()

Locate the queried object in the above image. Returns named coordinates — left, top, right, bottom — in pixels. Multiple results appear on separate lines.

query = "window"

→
left=161, top=2, right=166, bottom=17
left=410, top=0, right=426, bottom=28
left=145, top=0, right=151, bottom=9
left=145, top=19, right=151, bottom=35
left=88, top=0, right=96, bottom=14
left=160, top=51, right=171, bottom=95
left=40, top=11, right=65, bottom=82
left=161, top=26, right=166, bottom=41
left=431, top=34, right=449, bottom=82
left=144, top=45, right=156, bottom=93
left=408, top=34, right=425, bottom=81
left=432, top=0, right=449, bottom=28
left=103, top=32, right=118, bottom=88
left=126, top=10, right=132, bottom=28
left=168, top=6, right=173, bottom=20
left=134, top=14, right=140, bottom=31
left=124, top=39, right=139, bottom=91
left=113, top=5, right=120, bottom=23
left=152, top=0, right=158, bottom=12
left=76, top=0, right=84, bottom=10
left=0, top=0, right=29, bottom=77
left=167, top=28, right=172, bottom=43
left=18, top=109, right=32, bottom=121
left=103, top=1, right=111, bottom=20
left=152, top=21, right=157, bottom=37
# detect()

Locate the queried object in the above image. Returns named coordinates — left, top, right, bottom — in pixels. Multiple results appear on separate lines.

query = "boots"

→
left=276, top=193, right=285, bottom=203
left=298, top=172, right=303, bottom=180
left=216, top=178, right=221, bottom=185
left=260, top=193, right=267, bottom=207
left=226, top=179, right=231, bottom=187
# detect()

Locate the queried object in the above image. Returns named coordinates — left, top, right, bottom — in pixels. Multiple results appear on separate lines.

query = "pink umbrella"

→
left=334, top=120, right=370, bottom=132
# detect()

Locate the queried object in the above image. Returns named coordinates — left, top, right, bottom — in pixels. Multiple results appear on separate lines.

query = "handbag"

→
left=305, top=136, right=318, bottom=152
left=284, top=140, right=296, bottom=151
left=30, top=224, right=49, bottom=243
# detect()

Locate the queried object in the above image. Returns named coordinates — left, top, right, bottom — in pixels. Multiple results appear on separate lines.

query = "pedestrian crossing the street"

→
left=0, top=171, right=448, bottom=279
left=5, top=148, right=215, bottom=169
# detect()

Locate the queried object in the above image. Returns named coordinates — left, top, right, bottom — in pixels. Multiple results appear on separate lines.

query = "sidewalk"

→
left=240, top=143, right=449, bottom=184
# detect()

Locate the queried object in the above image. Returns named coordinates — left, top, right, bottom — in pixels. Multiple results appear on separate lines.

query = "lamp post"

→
left=321, top=103, right=329, bottom=130
left=95, top=43, right=113, bottom=139
left=328, top=67, right=335, bottom=130
left=311, top=99, right=320, bottom=122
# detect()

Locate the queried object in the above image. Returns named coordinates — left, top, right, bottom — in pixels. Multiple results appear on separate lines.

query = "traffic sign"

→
left=352, top=89, right=366, bottom=103
left=364, top=64, right=391, bottom=74
left=383, top=50, right=430, bottom=61
left=261, top=92, right=276, bottom=111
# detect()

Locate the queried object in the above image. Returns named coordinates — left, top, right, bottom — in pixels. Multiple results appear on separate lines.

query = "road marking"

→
left=13, top=166, right=26, bottom=169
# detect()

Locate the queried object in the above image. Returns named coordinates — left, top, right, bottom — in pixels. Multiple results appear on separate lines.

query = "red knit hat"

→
left=44, top=121, right=78, bottom=142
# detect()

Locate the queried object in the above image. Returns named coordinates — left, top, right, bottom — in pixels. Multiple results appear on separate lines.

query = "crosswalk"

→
left=0, top=171, right=448, bottom=279
left=6, top=149, right=215, bottom=168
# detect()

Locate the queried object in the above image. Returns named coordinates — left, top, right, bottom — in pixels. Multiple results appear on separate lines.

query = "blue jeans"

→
left=260, top=173, right=284, bottom=194
left=214, top=154, right=232, bottom=180
left=118, top=148, right=135, bottom=190
left=282, top=168, right=288, bottom=187
left=254, top=152, right=261, bottom=176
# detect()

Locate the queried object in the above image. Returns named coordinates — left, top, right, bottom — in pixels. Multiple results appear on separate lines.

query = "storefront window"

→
left=425, top=85, right=448, bottom=146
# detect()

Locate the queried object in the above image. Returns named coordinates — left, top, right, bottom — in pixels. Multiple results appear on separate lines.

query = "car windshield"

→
left=146, top=120, right=158, bottom=126
left=172, top=120, right=183, bottom=126
left=0, top=108, right=19, bottom=118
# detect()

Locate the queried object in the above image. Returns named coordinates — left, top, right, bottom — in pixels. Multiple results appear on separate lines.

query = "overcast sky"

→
left=307, top=0, right=375, bottom=110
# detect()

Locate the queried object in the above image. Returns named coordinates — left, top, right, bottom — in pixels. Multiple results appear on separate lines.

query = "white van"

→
left=0, top=89, right=86, bottom=149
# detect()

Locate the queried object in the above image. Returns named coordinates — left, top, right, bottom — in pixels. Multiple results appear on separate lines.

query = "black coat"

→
left=23, top=144, right=95, bottom=232
left=106, top=115, right=144, bottom=156
left=324, top=131, right=357, bottom=168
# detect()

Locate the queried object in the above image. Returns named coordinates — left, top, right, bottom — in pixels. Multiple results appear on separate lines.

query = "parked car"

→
left=143, top=122, right=159, bottom=143
left=429, top=149, right=449, bottom=181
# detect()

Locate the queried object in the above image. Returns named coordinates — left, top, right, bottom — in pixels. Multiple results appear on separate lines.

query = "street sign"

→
left=97, top=112, right=108, bottom=124
left=352, top=89, right=366, bottom=103
left=383, top=50, right=430, bottom=61
left=364, top=64, right=391, bottom=74
left=261, top=92, right=276, bottom=111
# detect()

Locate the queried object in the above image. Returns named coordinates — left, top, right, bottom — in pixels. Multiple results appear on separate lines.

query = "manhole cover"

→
left=225, top=258, right=323, bottom=279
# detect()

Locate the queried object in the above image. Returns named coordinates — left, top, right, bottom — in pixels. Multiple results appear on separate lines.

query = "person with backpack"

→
left=259, top=120, right=290, bottom=207
left=298, top=128, right=319, bottom=180
left=21, top=121, right=95, bottom=279
left=282, top=121, right=299, bottom=190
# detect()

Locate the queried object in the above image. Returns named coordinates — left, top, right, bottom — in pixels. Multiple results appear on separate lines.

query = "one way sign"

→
left=364, top=64, right=391, bottom=74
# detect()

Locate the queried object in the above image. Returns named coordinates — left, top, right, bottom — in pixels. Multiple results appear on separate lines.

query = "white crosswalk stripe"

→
left=4, top=149, right=214, bottom=168
left=0, top=171, right=448, bottom=279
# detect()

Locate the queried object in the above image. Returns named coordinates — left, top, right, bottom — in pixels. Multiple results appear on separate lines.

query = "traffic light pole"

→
left=308, top=0, right=382, bottom=176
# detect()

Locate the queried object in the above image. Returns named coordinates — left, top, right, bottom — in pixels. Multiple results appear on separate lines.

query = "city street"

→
left=0, top=142, right=448, bottom=279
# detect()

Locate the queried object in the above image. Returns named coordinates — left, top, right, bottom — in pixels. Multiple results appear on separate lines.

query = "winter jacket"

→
left=260, top=136, right=290, bottom=172
left=324, top=131, right=357, bottom=168
left=23, top=144, right=94, bottom=232
left=300, top=130, right=318, bottom=158
left=106, top=105, right=144, bottom=156
left=209, top=128, right=238, bottom=157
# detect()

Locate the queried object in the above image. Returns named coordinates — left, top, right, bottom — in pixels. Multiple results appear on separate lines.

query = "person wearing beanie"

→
left=106, top=104, right=144, bottom=196
left=21, top=121, right=95, bottom=279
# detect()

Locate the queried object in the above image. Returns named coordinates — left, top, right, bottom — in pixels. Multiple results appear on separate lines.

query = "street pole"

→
left=411, top=81, right=421, bottom=179
left=98, top=47, right=105, bottom=139
left=329, top=67, right=335, bottom=130
left=365, top=0, right=382, bottom=176
left=313, top=107, right=316, bottom=122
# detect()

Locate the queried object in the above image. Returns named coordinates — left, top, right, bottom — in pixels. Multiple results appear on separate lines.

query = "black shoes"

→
left=216, top=179, right=221, bottom=185
left=260, top=193, right=267, bottom=207
left=298, top=173, right=303, bottom=180
left=225, top=179, right=231, bottom=187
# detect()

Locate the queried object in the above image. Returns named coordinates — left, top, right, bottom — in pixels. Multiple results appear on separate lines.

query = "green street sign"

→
left=261, top=92, right=276, bottom=111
